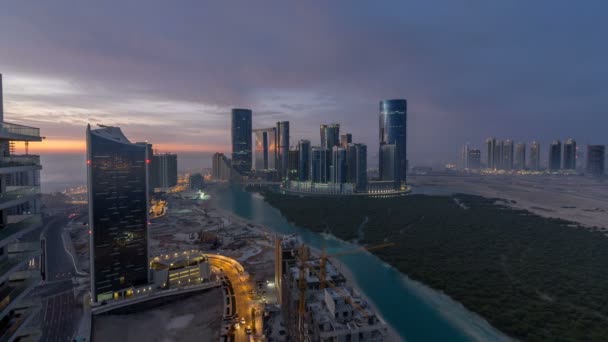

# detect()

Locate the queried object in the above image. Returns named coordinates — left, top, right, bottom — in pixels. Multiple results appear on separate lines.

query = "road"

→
left=210, top=256, right=262, bottom=342
left=36, top=215, right=82, bottom=342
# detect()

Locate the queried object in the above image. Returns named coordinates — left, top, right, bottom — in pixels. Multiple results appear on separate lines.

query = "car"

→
left=245, top=326, right=252, bottom=335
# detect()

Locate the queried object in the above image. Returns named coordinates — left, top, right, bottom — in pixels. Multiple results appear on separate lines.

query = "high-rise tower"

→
left=514, top=143, right=526, bottom=170
left=529, top=141, right=541, bottom=171
left=549, top=140, right=562, bottom=171
left=586, top=145, right=605, bottom=176
left=276, top=121, right=290, bottom=179
left=320, top=123, right=340, bottom=150
left=231, top=109, right=252, bottom=173
left=563, top=139, right=576, bottom=170
left=87, top=125, right=149, bottom=303
left=379, top=99, right=407, bottom=184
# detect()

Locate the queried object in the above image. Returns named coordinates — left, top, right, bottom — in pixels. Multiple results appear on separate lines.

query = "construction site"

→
left=275, top=236, right=391, bottom=341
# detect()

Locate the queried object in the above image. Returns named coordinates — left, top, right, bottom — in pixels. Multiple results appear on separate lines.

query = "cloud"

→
left=0, top=0, right=606, bottom=165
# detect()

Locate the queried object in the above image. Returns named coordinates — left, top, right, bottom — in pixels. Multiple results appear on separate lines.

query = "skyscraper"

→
left=494, top=140, right=504, bottom=170
left=87, top=125, right=149, bottom=303
left=253, top=127, right=277, bottom=170
left=231, top=108, right=252, bottom=173
left=379, top=99, right=407, bottom=184
left=0, top=75, right=44, bottom=339
left=340, top=133, right=352, bottom=148
left=276, top=121, right=290, bottom=179
left=379, top=144, right=400, bottom=189
left=461, top=144, right=470, bottom=169
left=320, top=123, right=340, bottom=150
left=529, top=141, right=541, bottom=171
left=549, top=140, right=562, bottom=171
left=345, top=143, right=357, bottom=183
left=354, top=143, right=368, bottom=191
left=586, top=145, right=605, bottom=176
left=298, top=139, right=311, bottom=181
left=467, top=149, right=481, bottom=169
left=514, top=143, right=526, bottom=170
left=486, top=138, right=497, bottom=169
left=154, top=153, right=178, bottom=188
left=331, top=146, right=347, bottom=183
left=288, top=149, right=299, bottom=180
left=311, top=147, right=330, bottom=183
left=563, top=139, right=577, bottom=170
left=212, top=152, right=232, bottom=181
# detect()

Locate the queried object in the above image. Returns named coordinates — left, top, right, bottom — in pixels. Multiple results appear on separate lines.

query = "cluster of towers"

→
left=462, top=138, right=606, bottom=176
left=225, top=99, right=408, bottom=192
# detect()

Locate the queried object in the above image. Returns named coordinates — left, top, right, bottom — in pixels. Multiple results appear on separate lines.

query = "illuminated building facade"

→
left=379, top=99, right=407, bottom=184
left=231, top=108, right=252, bottom=173
left=87, top=125, right=149, bottom=303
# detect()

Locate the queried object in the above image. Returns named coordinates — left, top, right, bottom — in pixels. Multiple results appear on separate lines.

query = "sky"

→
left=1, top=1, right=607, bottom=166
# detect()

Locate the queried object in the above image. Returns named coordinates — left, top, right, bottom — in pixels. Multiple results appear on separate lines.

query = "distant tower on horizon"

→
left=276, top=121, right=290, bottom=179
left=379, top=99, right=407, bottom=186
left=461, top=144, right=470, bottom=169
left=354, top=143, right=368, bottom=191
left=87, top=125, right=149, bottom=303
left=155, top=153, right=178, bottom=188
left=486, top=138, right=497, bottom=169
left=529, top=141, right=541, bottom=170
left=549, top=140, right=562, bottom=171
left=298, top=139, right=311, bottom=181
left=340, top=133, right=352, bottom=148
left=231, top=108, right=252, bottom=173
left=586, top=145, right=605, bottom=176
left=502, top=139, right=514, bottom=170
left=467, top=149, right=481, bottom=170
left=311, top=147, right=330, bottom=183
left=514, top=143, right=526, bottom=170
left=563, top=139, right=577, bottom=170
left=331, top=146, right=347, bottom=183
left=320, top=123, right=340, bottom=150
left=253, top=127, right=277, bottom=171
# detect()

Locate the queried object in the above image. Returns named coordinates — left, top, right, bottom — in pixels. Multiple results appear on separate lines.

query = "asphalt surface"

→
left=210, top=257, right=261, bottom=342
left=37, top=215, right=82, bottom=342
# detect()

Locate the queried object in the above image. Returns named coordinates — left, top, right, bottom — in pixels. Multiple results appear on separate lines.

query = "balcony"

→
left=0, top=186, right=40, bottom=210
left=0, top=216, right=43, bottom=248
left=0, top=280, right=38, bottom=322
left=0, top=251, right=40, bottom=284
left=0, top=122, right=41, bottom=142
left=0, top=155, right=41, bottom=173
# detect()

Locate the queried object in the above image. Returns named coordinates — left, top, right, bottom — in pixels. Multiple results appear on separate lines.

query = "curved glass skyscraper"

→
left=379, top=99, right=407, bottom=185
left=231, top=108, right=253, bottom=173
left=87, top=125, right=149, bottom=303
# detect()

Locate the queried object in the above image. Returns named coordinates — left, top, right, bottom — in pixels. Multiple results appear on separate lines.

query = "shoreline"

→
left=207, top=199, right=404, bottom=341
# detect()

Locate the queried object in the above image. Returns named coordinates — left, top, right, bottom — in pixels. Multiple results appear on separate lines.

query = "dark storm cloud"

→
left=0, top=0, right=606, bottom=163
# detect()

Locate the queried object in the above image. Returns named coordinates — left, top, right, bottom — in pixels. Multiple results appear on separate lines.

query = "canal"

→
left=211, top=185, right=508, bottom=342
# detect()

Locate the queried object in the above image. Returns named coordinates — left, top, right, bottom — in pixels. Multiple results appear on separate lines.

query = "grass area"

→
left=262, top=191, right=608, bottom=341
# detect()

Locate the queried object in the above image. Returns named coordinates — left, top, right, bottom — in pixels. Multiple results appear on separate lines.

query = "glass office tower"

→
left=563, top=139, right=577, bottom=170
left=253, top=127, right=277, bottom=171
left=549, top=140, right=562, bottom=171
left=311, top=147, right=330, bottom=183
left=231, top=108, right=252, bottom=173
left=586, top=145, right=605, bottom=176
left=379, top=99, right=407, bottom=184
left=87, top=125, right=149, bottom=303
left=320, top=123, right=340, bottom=150
left=529, top=141, right=541, bottom=171
left=277, top=121, right=290, bottom=179
left=298, top=139, right=311, bottom=181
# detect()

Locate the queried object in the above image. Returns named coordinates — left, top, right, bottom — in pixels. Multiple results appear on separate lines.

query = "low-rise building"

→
left=150, top=251, right=212, bottom=289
